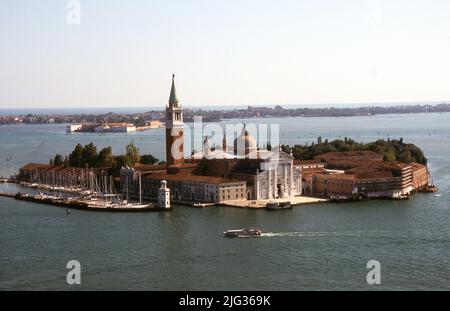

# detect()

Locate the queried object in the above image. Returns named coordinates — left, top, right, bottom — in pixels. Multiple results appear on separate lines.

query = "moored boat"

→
left=421, top=184, right=439, bottom=193
left=192, top=202, right=215, bottom=208
left=265, top=201, right=292, bottom=210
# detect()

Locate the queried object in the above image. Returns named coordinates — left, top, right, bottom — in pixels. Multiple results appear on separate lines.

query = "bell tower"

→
left=165, top=74, right=184, bottom=167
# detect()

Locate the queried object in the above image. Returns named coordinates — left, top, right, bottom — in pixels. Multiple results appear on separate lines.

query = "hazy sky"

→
left=1, top=0, right=450, bottom=109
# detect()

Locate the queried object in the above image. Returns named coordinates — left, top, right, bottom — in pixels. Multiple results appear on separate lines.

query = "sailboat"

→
left=128, top=171, right=151, bottom=208
left=117, top=171, right=150, bottom=208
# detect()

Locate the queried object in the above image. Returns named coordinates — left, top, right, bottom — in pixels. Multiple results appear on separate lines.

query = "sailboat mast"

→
left=126, top=174, right=129, bottom=202
left=139, top=171, right=142, bottom=205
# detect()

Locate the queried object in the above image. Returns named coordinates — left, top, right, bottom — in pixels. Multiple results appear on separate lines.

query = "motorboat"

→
left=265, top=201, right=292, bottom=210
left=224, top=227, right=262, bottom=238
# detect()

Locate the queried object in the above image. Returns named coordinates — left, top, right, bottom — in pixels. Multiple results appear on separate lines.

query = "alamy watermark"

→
left=169, top=117, right=281, bottom=161
left=366, top=260, right=381, bottom=285
left=67, top=0, right=81, bottom=25
left=66, top=260, right=81, bottom=285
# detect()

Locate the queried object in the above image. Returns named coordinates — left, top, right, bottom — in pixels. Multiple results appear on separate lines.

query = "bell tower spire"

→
left=169, top=74, right=179, bottom=107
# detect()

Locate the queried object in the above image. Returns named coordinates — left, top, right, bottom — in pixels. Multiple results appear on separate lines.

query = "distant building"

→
left=94, top=123, right=136, bottom=133
left=301, top=152, right=429, bottom=199
left=66, top=124, right=83, bottom=133
left=67, top=122, right=137, bottom=133
left=145, top=120, right=164, bottom=128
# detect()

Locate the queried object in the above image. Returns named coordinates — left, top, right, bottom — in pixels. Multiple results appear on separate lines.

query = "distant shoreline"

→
left=1, top=103, right=449, bottom=125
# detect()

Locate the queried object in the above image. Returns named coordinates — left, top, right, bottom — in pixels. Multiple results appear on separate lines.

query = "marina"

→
left=1, top=163, right=173, bottom=212
left=0, top=191, right=168, bottom=212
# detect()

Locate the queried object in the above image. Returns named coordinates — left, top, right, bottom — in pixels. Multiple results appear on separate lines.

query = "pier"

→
left=0, top=191, right=170, bottom=213
left=0, top=191, right=16, bottom=199
left=220, top=196, right=329, bottom=209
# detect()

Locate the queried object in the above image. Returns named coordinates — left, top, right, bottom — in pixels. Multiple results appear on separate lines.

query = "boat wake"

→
left=260, top=231, right=386, bottom=238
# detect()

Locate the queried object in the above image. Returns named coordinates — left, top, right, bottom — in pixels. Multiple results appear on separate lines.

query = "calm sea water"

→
left=1, top=113, right=450, bottom=290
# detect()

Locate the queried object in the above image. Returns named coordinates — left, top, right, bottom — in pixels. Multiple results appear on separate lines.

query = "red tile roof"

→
left=410, top=162, right=427, bottom=172
left=144, top=172, right=244, bottom=185
left=293, top=160, right=325, bottom=165
left=132, top=163, right=167, bottom=172
left=20, top=163, right=53, bottom=170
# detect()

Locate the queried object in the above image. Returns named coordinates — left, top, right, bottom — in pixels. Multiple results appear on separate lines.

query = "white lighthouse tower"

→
left=158, top=180, right=171, bottom=209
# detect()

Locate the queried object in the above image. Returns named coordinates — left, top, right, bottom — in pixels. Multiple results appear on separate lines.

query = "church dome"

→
left=234, top=127, right=257, bottom=156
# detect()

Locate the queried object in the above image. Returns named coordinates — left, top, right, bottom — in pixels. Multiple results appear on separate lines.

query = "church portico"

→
left=231, top=149, right=302, bottom=200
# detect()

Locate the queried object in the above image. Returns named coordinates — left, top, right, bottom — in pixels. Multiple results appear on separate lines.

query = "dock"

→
left=0, top=178, right=18, bottom=184
left=220, top=196, right=329, bottom=209
left=0, top=192, right=171, bottom=213
left=0, top=192, right=16, bottom=198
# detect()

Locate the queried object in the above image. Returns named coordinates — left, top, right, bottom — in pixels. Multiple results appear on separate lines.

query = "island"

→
left=1, top=103, right=450, bottom=126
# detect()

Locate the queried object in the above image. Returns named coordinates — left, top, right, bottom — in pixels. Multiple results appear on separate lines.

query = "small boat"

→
left=422, top=184, right=439, bottom=193
left=434, top=194, right=441, bottom=198
left=224, top=227, right=262, bottom=238
left=266, top=201, right=292, bottom=210
left=192, top=202, right=215, bottom=208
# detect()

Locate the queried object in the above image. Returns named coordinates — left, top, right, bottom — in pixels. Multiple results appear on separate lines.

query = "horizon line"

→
left=1, top=99, right=450, bottom=112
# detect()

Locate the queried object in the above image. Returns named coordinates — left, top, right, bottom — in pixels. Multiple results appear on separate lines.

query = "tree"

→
left=140, top=154, right=159, bottom=165
left=398, top=149, right=413, bottom=163
left=68, top=143, right=84, bottom=167
left=96, top=147, right=115, bottom=168
left=111, top=155, right=130, bottom=177
left=134, top=117, right=146, bottom=127
left=53, top=154, right=63, bottom=166
left=283, top=138, right=427, bottom=164
left=63, top=156, right=69, bottom=167
left=82, top=143, right=97, bottom=167
left=383, top=149, right=396, bottom=162
left=125, top=143, right=140, bottom=165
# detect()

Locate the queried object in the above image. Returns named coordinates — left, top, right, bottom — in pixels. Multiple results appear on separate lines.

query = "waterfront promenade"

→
left=221, top=196, right=329, bottom=209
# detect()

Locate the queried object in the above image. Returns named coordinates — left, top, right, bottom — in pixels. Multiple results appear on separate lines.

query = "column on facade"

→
left=290, top=163, right=294, bottom=195
left=268, top=167, right=272, bottom=198
left=255, top=176, right=260, bottom=200
left=284, top=164, right=288, bottom=198
left=273, top=165, right=277, bottom=198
